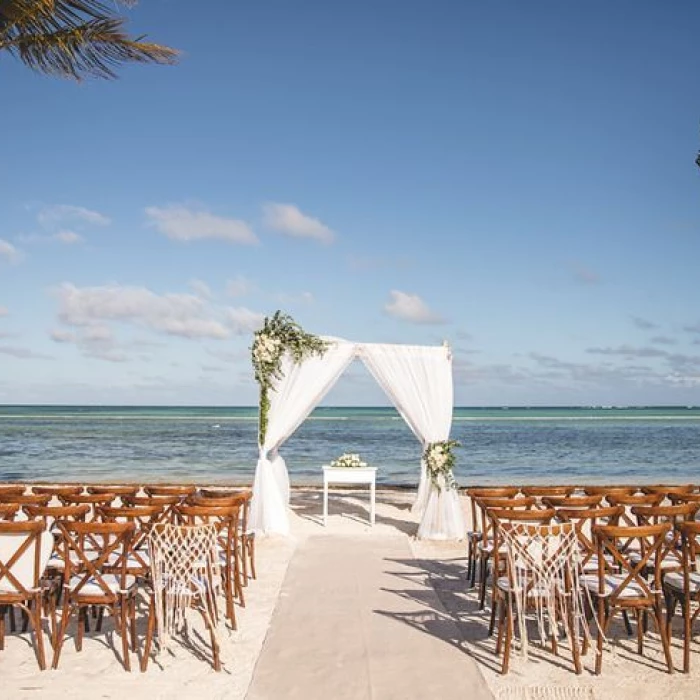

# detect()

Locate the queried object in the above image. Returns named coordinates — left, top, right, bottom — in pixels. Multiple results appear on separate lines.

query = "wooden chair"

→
left=141, top=522, right=222, bottom=672
left=0, top=504, right=18, bottom=521
left=491, top=518, right=581, bottom=675
left=629, top=503, right=699, bottom=578
left=58, top=493, right=116, bottom=521
left=87, top=485, right=140, bottom=503
left=0, top=520, right=54, bottom=669
left=663, top=521, right=700, bottom=672
left=122, top=495, right=181, bottom=525
left=464, top=487, right=519, bottom=585
left=585, top=522, right=674, bottom=674
left=32, top=485, right=83, bottom=498
left=668, top=492, right=700, bottom=507
left=97, top=506, right=164, bottom=579
left=543, top=495, right=603, bottom=510
left=607, top=493, right=663, bottom=528
left=175, top=503, right=242, bottom=626
left=51, top=520, right=137, bottom=671
left=196, top=489, right=256, bottom=583
left=485, top=508, right=557, bottom=642
left=475, top=496, right=537, bottom=608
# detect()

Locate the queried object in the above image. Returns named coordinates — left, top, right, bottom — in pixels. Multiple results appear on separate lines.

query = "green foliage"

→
left=0, top=0, right=178, bottom=80
left=252, top=311, right=328, bottom=445
left=423, top=439, right=460, bottom=492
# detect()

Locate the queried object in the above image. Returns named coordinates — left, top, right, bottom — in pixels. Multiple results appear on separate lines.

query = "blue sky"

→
left=2, top=0, right=700, bottom=406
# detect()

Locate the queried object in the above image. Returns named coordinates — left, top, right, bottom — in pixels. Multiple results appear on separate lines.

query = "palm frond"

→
left=0, top=0, right=178, bottom=80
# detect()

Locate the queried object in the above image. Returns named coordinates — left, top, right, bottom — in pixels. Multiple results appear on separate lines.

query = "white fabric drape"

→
left=359, top=343, right=464, bottom=539
left=250, top=341, right=357, bottom=535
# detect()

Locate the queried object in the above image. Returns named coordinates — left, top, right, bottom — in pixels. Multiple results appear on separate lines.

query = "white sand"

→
left=4, top=488, right=699, bottom=699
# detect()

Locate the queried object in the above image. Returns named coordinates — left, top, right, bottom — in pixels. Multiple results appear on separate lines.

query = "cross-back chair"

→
left=195, top=489, right=256, bottom=583
left=122, top=494, right=181, bottom=525
left=0, top=493, right=51, bottom=507
left=543, top=495, right=603, bottom=510
left=663, top=521, right=700, bottom=672
left=585, top=522, right=674, bottom=674
left=0, top=520, right=54, bottom=669
left=583, top=486, right=638, bottom=498
left=491, top=519, right=582, bottom=675
left=475, top=496, right=538, bottom=608
left=641, top=484, right=695, bottom=498
left=464, top=487, right=520, bottom=585
left=0, top=486, right=26, bottom=498
left=520, top=485, right=577, bottom=500
left=175, top=503, right=242, bottom=624
left=143, top=485, right=196, bottom=498
left=32, top=485, right=83, bottom=498
left=0, top=504, right=18, bottom=521
left=141, top=522, right=222, bottom=672
left=51, top=520, right=137, bottom=671
left=58, top=493, right=116, bottom=522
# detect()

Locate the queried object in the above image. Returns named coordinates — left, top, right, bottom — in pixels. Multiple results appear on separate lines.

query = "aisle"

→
left=246, top=535, right=493, bottom=700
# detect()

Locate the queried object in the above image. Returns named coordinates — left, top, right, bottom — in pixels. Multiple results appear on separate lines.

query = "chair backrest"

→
left=32, top=485, right=84, bottom=497
left=53, top=520, right=134, bottom=599
left=144, top=485, right=196, bottom=497
left=583, top=485, right=638, bottom=497
left=147, top=522, right=221, bottom=645
left=0, top=520, right=54, bottom=596
left=678, top=521, right=700, bottom=594
left=607, top=493, right=663, bottom=527
left=0, top=504, right=19, bottom=521
left=0, top=493, right=51, bottom=506
left=641, top=484, right=695, bottom=497
left=24, top=504, right=90, bottom=530
left=175, top=503, right=241, bottom=551
left=520, top=485, right=576, bottom=498
left=58, top=493, right=116, bottom=521
left=98, top=505, right=164, bottom=554
left=0, top=485, right=26, bottom=498
left=592, top=522, right=671, bottom=605
left=631, top=503, right=698, bottom=569
left=543, top=495, right=602, bottom=509
left=476, top=496, right=538, bottom=542
left=465, top=487, right=520, bottom=532
left=669, top=492, right=700, bottom=506
left=87, top=485, right=140, bottom=497
left=555, top=505, right=624, bottom=570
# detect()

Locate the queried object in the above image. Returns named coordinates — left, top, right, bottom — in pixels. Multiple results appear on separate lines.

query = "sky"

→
left=1, top=0, right=700, bottom=406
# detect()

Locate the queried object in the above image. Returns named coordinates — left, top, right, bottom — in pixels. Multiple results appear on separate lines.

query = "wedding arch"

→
left=249, top=312, right=465, bottom=540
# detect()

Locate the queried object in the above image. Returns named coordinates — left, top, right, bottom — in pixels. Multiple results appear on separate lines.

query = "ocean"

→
left=1, top=405, right=699, bottom=487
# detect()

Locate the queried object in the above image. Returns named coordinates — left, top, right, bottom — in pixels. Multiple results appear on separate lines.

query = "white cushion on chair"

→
left=582, top=574, right=651, bottom=599
left=628, top=551, right=682, bottom=570
left=0, top=531, right=54, bottom=593
left=664, top=571, right=700, bottom=594
left=68, top=574, right=136, bottom=596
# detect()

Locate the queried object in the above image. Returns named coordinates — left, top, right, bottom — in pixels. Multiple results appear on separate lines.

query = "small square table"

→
left=322, top=466, right=377, bottom=526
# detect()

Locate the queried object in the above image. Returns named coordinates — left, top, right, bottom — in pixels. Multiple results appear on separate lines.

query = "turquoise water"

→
left=1, top=405, right=699, bottom=486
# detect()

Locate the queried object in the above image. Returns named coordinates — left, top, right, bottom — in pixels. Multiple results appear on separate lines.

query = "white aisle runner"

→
left=247, top=535, right=493, bottom=700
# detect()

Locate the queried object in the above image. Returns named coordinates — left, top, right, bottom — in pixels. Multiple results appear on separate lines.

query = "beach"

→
left=3, top=487, right=699, bottom=699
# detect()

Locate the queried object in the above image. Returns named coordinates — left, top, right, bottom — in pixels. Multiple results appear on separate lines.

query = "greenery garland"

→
left=423, top=439, right=460, bottom=491
left=252, top=311, right=328, bottom=446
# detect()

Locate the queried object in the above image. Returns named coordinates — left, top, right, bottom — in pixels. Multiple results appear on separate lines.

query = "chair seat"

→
left=48, top=550, right=100, bottom=570
left=627, top=551, right=682, bottom=570
left=580, top=553, right=614, bottom=573
left=582, top=574, right=656, bottom=599
left=478, top=540, right=507, bottom=555
left=68, top=574, right=137, bottom=596
left=496, top=576, right=559, bottom=597
left=664, top=571, right=700, bottom=594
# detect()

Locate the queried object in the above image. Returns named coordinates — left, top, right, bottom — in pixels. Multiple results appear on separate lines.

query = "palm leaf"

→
left=0, top=0, right=178, bottom=80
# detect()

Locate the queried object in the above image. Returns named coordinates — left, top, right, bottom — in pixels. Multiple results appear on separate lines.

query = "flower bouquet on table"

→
left=329, top=453, right=368, bottom=468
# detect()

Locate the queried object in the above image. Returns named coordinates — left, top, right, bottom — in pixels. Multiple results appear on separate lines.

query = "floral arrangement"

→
left=252, top=311, right=328, bottom=445
left=329, top=453, right=369, bottom=468
left=423, top=439, right=460, bottom=491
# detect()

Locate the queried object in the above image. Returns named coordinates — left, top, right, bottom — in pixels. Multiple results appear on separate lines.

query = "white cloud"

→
left=0, top=306, right=8, bottom=317
left=225, top=307, right=264, bottom=334
left=262, top=203, right=334, bottom=243
left=54, top=283, right=232, bottom=340
left=383, top=290, right=446, bottom=325
left=0, top=345, right=52, bottom=360
left=146, top=205, right=258, bottom=245
left=38, top=205, right=110, bottom=227
left=0, top=239, right=23, bottom=264
left=225, top=275, right=252, bottom=298
left=50, top=329, right=76, bottom=343
left=276, top=291, right=315, bottom=305
left=53, top=230, right=83, bottom=245
left=189, top=279, right=213, bottom=299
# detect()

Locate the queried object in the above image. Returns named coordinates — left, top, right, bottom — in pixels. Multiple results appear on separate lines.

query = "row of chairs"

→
left=464, top=485, right=700, bottom=675
left=0, top=484, right=257, bottom=672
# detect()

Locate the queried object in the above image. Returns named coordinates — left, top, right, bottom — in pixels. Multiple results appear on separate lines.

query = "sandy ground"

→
left=3, top=487, right=700, bottom=699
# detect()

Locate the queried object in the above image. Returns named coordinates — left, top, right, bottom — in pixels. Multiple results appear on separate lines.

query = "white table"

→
left=322, top=466, right=377, bottom=526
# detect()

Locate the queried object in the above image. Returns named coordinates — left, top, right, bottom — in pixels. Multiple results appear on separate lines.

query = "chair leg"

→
left=130, top=597, right=138, bottom=653
left=683, top=596, right=691, bottom=673
left=51, top=598, right=72, bottom=669
left=76, top=607, right=85, bottom=652
left=0, top=605, right=5, bottom=651
left=248, top=536, right=256, bottom=580
left=119, top=599, right=131, bottom=672
left=635, top=609, right=644, bottom=655
left=501, top=602, right=513, bottom=675
left=478, top=556, right=488, bottom=609
left=654, top=601, right=674, bottom=674
left=140, top=597, right=156, bottom=673
left=31, top=597, right=47, bottom=671
left=595, top=597, right=605, bottom=675
left=567, top=597, right=582, bottom=674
